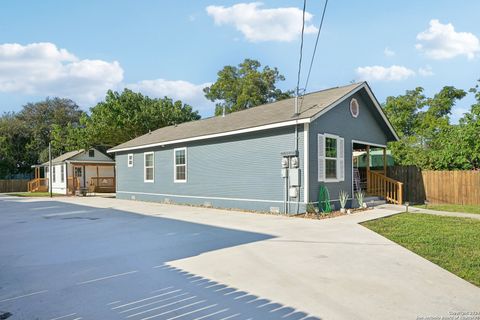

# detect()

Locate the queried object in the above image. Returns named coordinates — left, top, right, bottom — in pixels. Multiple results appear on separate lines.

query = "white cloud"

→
left=418, top=65, right=434, bottom=77
left=355, top=65, right=416, bottom=82
left=384, top=47, right=395, bottom=57
left=206, top=2, right=318, bottom=42
left=416, top=19, right=480, bottom=60
left=0, top=42, right=123, bottom=105
left=127, top=79, right=214, bottom=115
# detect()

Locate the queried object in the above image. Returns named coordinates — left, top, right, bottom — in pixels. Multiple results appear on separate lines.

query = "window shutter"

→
left=318, top=134, right=325, bottom=181
left=337, top=137, right=345, bottom=181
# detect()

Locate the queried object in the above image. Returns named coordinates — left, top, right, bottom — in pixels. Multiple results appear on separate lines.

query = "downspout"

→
left=294, top=96, right=300, bottom=214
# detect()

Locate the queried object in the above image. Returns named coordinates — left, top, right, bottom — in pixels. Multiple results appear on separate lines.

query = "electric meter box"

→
left=290, top=157, right=299, bottom=168
left=289, top=187, right=298, bottom=198
left=289, top=168, right=300, bottom=186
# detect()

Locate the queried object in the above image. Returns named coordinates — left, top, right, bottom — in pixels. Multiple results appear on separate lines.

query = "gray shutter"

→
left=318, top=134, right=325, bottom=182
left=337, top=137, right=345, bottom=181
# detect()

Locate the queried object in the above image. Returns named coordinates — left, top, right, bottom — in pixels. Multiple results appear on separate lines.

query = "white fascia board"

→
left=310, top=82, right=400, bottom=141
left=66, top=160, right=116, bottom=164
left=108, top=118, right=310, bottom=153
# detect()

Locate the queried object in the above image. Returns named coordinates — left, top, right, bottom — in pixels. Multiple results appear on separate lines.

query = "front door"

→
left=74, top=166, right=84, bottom=188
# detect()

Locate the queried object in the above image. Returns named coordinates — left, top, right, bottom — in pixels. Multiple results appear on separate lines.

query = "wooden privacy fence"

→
left=387, top=166, right=480, bottom=205
left=0, top=179, right=29, bottom=193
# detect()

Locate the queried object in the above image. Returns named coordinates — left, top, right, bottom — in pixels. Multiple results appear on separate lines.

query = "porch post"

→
left=383, top=147, right=387, bottom=176
left=366, top=145, right=370, bottom=194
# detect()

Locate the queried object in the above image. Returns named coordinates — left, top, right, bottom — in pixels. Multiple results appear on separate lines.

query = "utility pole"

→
left=49, top=142, right=52, bottom=198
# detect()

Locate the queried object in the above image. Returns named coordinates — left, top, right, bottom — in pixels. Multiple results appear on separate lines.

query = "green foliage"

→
left=82, top=89, right=201, bottom=149
left=0, top=98, right=84, bottom=177
left=384, top=81, right=480, bottom=170
left=204, top=59, right=293, bottom=116
left=339, top=190, right=349, bottom=209
left=0, top=90, right=201, bottom=178
left=355, top=191, right=365, bottom=208
left=318, top=185, right=332, bottom=213
left=414, top=203, right=480, bottom=215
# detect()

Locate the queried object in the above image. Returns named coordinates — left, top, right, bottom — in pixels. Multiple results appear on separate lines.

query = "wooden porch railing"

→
left=89, top=177, right=116, bottom=193
left=27, top=178, right=48, bottom=192
left=67, top=177, right=80, bottom=195
left=367, top=171, right=403, bottom=205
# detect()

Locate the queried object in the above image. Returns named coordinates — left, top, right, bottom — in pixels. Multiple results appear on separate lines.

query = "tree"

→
left=75, top=89, right=201, bottom=149
left=0, top=113, right=31, bottom=177
left=17, top=97, right=84, bottom=163
left=204, top=59, right=293, bottom=116
left=384, top=85, right=470, bottom=170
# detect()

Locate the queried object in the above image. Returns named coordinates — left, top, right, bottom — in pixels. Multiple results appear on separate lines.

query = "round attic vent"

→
left=350, top=98, right=359, bottom=118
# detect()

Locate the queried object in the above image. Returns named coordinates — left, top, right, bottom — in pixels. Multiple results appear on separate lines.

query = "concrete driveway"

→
left=0, top=195, right=478, bottom=320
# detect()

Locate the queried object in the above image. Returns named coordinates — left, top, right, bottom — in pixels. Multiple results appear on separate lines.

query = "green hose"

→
left=318, top=185, right=332, bottom=213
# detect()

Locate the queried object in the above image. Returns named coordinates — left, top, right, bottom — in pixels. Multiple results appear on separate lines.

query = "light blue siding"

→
left=116, top=125, right=305, bottom=213
left=309, top=90, right=391, bottom=209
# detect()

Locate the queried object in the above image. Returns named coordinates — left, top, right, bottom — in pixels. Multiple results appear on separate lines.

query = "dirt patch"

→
left=294, top=207, right=372, bottom=220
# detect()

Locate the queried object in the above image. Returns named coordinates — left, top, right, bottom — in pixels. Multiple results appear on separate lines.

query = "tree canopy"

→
left=0, top=98, right=84, bottom=177
left=204, top=59, right=293, bottom=116
left=0, top=90, right=200, bottom=178
left=384, top=81, right=479, bottom=170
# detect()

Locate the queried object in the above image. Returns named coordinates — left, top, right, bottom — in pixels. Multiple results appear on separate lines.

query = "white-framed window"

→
left=350, top=98, right=359, bottom=118
left=318, top=133, right=344, bottom=182
left=61, top=165, right=65, bottom=183
left=127, top=154, right=134, bottom=167
left=53, top=166, right=56, bottom=183
left=88, top=149, right=95, bottom=157
left=144, top=152, right=154, bottom=183
left=174, top=147, right=187, bottom=183
left=74, top=167, right=82, bottom=177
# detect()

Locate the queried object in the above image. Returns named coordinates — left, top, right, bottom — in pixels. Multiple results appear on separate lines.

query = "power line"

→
left=304, top=0, right=329, bottom=94
left=295, top=0, right=307, bottom=97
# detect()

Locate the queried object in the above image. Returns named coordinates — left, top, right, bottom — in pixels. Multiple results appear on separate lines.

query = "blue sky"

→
left=0, top=0, right=479, bottom=121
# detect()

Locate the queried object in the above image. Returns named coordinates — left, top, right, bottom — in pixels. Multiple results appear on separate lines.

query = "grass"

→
left=414, top=203, right=480, bottom=215
left=7, top=192, right=62, bottom=197
left=361, top=213, right=480, bottom=287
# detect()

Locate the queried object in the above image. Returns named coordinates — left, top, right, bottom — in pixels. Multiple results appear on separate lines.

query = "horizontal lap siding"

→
left=116, top=125, right=304, bottom=213
left=309, top=91, right=389, bottom=207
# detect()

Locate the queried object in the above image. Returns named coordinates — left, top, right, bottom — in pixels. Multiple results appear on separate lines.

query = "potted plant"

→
left=339, top=190, right=349, bottom=213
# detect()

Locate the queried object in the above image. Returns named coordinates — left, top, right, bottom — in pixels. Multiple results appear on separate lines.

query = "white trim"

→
left=66, top=160, right=115, bottom=164
left=173, top=147, right=187, bottom=183
left=144, top=152, right=154, bottom=183
left=108, top=118, right=310, bottom=153
left=127, top=154, right=134, bottom=167
left=350, top=98, right=359, bottom=118
left=117, top=190, right=306, bottom=205
left=351, top=140, right=355, bottom=197
left=310, top=82, right=399, bottom=141
left=351, top=139, right=386, bottom=148
left=303, top=123, right=309, bottom=203
left=323, top=133, right=341, bottom=183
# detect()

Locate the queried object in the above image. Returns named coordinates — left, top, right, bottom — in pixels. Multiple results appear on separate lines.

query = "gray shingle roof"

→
left=42, top=150, right=85, bottom=165
left=108, top=82, right=365, bottom=152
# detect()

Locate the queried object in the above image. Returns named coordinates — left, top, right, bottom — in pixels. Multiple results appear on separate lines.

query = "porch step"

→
left=364, top=196, right=387, bottom=207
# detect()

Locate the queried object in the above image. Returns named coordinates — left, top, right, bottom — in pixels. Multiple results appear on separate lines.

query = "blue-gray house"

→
left=108, top=82, right=400, bottom=214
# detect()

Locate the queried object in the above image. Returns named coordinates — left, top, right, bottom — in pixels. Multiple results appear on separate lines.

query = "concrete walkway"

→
left=381, top=203, right=480, bottom=220
left=32, top=196, right=479, bottom=320
left=2, top=195, right=479, bottom=319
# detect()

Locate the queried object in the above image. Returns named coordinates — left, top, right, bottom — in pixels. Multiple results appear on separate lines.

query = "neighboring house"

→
left=29, top=148, right=116, bottom=194
left=108, top=82, right=400, bottom=214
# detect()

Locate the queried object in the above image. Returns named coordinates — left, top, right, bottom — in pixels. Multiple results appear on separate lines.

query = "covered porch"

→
left=68, top=162, right=116, bottom=195
left=28, top=162, right=116, bottom=195
left=28, top=166, right=49, bottom=192
left=352, top=141, right=403, bottom=204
